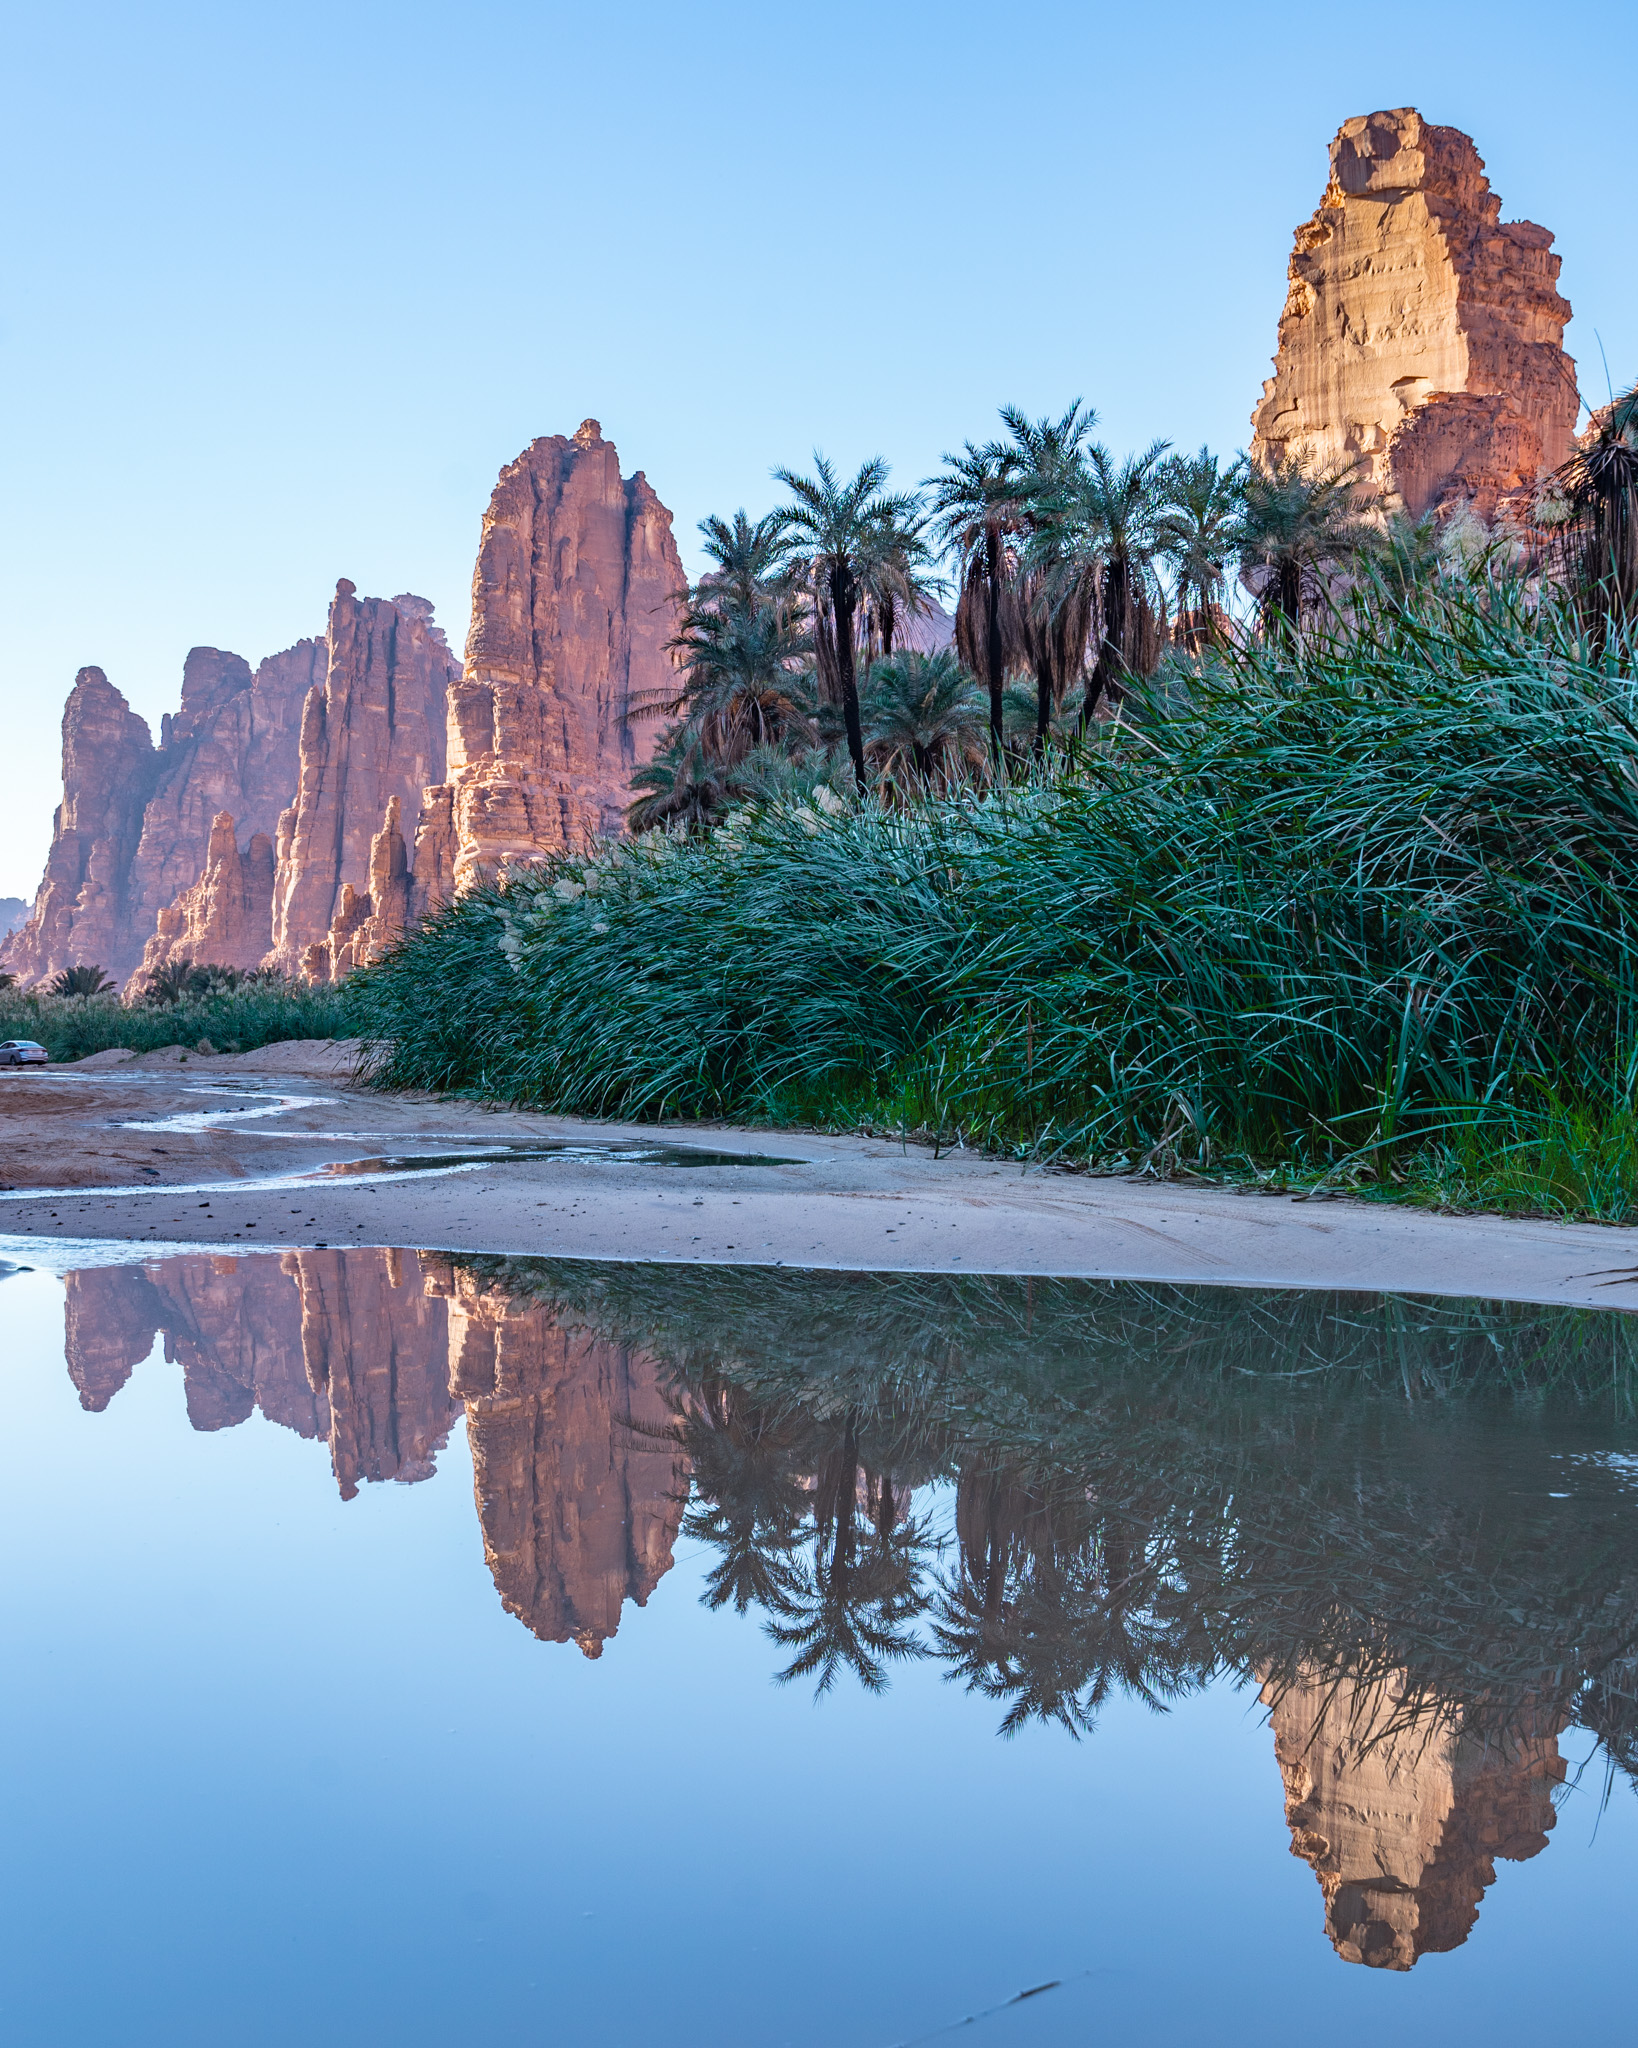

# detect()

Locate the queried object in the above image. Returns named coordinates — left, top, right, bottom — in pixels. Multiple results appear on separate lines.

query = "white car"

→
left=0, top=1040, right=48, bottom=1066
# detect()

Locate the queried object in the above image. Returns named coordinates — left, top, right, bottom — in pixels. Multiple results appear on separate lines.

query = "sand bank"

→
left=1, top=1054, right=1636, bottom=1310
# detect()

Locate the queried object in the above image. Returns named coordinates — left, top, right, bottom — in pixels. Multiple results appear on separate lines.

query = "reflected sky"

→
left=3, top=1249, right=1638, bottom=2045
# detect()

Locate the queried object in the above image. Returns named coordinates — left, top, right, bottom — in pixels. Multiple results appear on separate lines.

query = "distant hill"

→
left=899, top=597, right=955, bottom=653
left=0, top=897, right=27, bottom=940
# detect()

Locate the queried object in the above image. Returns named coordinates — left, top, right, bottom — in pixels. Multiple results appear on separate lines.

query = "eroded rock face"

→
left=1251, top=109, right=1576, bottom=518
left=120, top=642, right=318, bottom=986
left=269, top=587, right=455, bottom=979
left=431, top=421, right=684, bottom=889
left=10, top=427, right=681, bottom=982
left=1, top=670, right=159, bottom=987
left=138, top=811, right=276, bottom=979
left=1265, top=1667, right=1564, bottom=1968
left=434, top=1263, right=689, bottom=1653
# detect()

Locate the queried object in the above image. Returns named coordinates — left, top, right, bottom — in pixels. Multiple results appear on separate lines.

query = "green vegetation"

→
left=354, top=392, right=1638, bottom=1222
left=0, top=967, right=352, bottom=1062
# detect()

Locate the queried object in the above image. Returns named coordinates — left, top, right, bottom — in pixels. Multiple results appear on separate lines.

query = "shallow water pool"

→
left=3, top=1248, right=1637, bottom=2045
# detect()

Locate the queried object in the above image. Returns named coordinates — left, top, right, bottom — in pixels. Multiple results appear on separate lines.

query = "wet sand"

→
left=3, top=1045, right=1637, bottom=1310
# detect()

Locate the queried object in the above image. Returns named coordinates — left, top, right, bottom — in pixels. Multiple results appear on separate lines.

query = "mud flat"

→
left=2, top=1049, right=1637, bottom=1309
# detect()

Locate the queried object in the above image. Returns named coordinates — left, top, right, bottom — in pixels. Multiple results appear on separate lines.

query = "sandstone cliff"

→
left=434, top=1262, right=689, bottom=1653
left=11, top=426, right=683, bottom=984
left=1251, top=109, right=1576, bottom=519
left=119, top=641, right=318, bottom=983
left=1265, top=1667, right=1564, bottom=1968
left=283, top=1247, right=459, bottom=1496
left=6, top=595, right=455, bottom=990
left=1, top=670, right=159, bottom=987
left=426, top=421, right=684, bottom=891
left=268, top=586, right=455, bottom=980
left=3, top=640, right=317, bottom=989
left=138, top=811, right=276, bottom=981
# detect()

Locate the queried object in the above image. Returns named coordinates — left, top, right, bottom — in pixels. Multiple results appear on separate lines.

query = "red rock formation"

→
left=119, top=642, right=318, bottom=986
left=137, top=811, right=276, bottom=980
left=269, top=586, right=455, bottom=979
left=1, top=670, right=159, bottom=987
left=1251, top=109, right=1576, bottom=519
left=430, top=421, right=684, bottom=890
left=10, top=428, right=683, bottom=983
left=62, top=1254, right=325, bottom=1438
left=433, top=1262, right=688, bottom=1653
left=1265, top=1667, right=1564, bottom=1968
left=285, top=1247, right=458, bottom=1498
left=313, top=796, right=413, bottom=980
left=4, top=640, right=320, bottom=990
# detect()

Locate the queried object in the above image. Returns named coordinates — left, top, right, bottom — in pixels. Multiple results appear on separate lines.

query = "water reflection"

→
left=39, top=1247, right=1638, bottom=1969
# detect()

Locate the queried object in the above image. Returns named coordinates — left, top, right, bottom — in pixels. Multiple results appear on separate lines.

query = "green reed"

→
left=0, top=980, right=354, bottom=1062
left=353, top=580, right=1638, bottom=1211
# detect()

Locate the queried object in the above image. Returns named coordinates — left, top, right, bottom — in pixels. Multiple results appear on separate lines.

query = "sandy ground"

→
left=2, top=1045, right=1638, bottom=1309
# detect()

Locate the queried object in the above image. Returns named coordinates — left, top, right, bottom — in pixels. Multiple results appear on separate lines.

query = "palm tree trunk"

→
left=1089, top=557, right=1130, bottom=719
left=1275, top=558, right=1302, bottom=636
left=831, top=564, right=867, bottom=787
left=983, top=524, right=1006, bottom=761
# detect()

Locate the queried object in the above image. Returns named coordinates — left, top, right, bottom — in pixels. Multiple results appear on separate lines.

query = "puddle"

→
left=310, top=1140, right=806, bottom=1176
left=7, top=1248, right=1638, bottom=2041
left=0, top=1136, right=808, bottom=1203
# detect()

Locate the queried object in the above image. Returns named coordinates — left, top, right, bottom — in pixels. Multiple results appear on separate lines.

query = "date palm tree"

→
left=47, top=963, right=114, bottom=999
left=857, top=498, right=942, bottom=666
left=661, top=600, right=817, bottom=759
left=1031, top=439, right=1172, bottom=719
left=625, top=722, right=724, bottom=832
left=774, top=455, right=921, bottom=789
left=630, top=505, right=816, bottom=795
left=765, top=1408, right=934, bottom=1697
left=1156, top=448, right=1245, bottom=648
left=928, top=438, right=1028, bottom=761
left=1538, top=382, right=1638, bottom=651
left=1003, top=400, right=1100, bottom=750
left=1236, top=453, right=1376, bottom=639
left=690, top=507, right=795, bottom=612
left=862, top=649, right=988, bottom=792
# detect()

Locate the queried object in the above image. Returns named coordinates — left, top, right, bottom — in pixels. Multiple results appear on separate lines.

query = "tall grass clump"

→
left=0, top=979, right=354, bottom=1062
left=354, top=577, right=1638, bottom=1189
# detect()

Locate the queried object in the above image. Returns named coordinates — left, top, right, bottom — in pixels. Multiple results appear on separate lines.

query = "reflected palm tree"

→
left=671, top=1377, right=815, bottom=1616
left=766, top=1409, right=937, bottom=1696
left=935, top=1461, right=1206, bottom=1735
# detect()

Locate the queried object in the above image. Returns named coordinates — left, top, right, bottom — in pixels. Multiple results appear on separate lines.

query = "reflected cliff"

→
left=46, top=1248, right=1638, bottom=1968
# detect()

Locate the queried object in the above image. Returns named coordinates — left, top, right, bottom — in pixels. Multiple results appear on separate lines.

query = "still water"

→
left=4, top=1247, right=1638, bottom=2045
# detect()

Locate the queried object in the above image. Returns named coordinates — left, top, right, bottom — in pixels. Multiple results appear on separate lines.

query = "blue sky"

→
left=1, top=0, right=1630, bottom=896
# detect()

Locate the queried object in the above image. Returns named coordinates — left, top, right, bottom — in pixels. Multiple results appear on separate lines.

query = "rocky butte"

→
left=1251, top=108, right=1577, bottom=519
left=413, top=419, right=684, bottom=897
left=4, top=423, right=685, bottom=988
